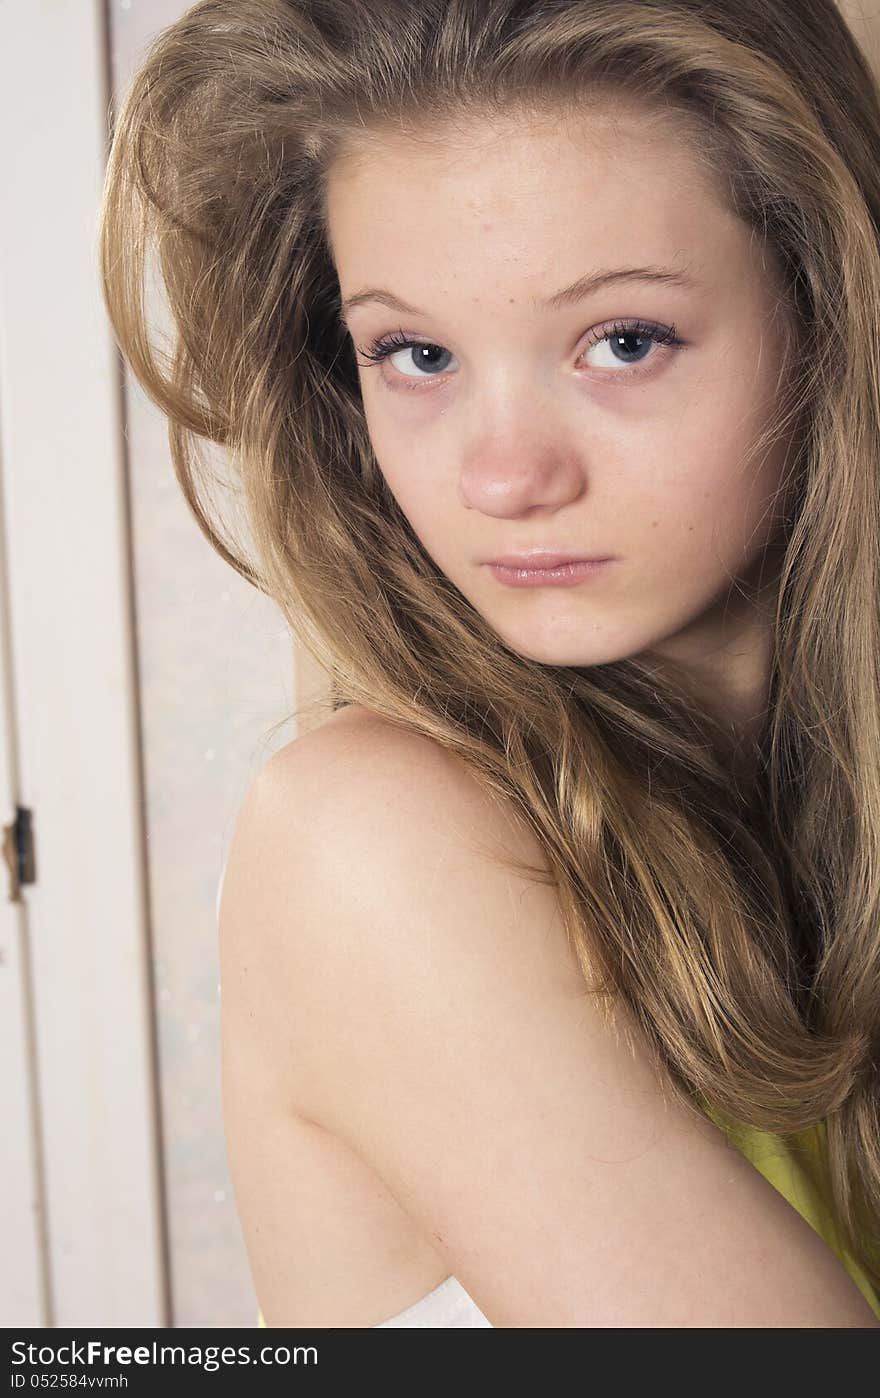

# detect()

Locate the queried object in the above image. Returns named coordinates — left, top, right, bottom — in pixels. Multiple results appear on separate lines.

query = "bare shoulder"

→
left=262, top=701, right=526, bottom=852
left=249, top=701, right=548, bottom=927
left=218, top=699, right=538, bottom=1097
left=220, top=703, right=878, bottom=1328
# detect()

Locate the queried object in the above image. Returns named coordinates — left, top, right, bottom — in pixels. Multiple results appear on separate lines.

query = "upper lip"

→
left=485, top=551, right=612, bottom=568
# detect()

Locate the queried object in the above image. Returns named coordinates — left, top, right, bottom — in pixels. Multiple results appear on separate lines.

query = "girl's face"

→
left=325, top=106, right=795, bottom=695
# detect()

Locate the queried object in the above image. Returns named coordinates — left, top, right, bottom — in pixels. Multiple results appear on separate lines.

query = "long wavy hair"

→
left=99, top=0, right=880, bottom=1287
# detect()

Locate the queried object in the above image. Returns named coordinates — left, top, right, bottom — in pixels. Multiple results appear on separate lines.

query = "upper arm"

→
left=220, top=715, right=877, bottom=1328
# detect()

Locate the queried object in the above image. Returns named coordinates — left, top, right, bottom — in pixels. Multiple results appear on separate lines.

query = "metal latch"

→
left=2, top=805, right=36, bottom=904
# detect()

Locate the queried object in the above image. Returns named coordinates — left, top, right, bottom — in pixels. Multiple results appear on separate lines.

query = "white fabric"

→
left=375, top=1275, right=493, bottom=1328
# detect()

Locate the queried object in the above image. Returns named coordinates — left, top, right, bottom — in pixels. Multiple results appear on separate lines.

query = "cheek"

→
left=701, top=421, right=790, bottom=560
left=388, top=474, right=442, bottom=539
left=368, top=436, right=452, bottom=552
left=362, top=402, right=451, bottom=524
left=632, top=375, right=788, bottom=559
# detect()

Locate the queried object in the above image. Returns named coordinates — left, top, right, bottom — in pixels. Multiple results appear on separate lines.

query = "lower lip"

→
left=486, top=559, right=614, bottom=587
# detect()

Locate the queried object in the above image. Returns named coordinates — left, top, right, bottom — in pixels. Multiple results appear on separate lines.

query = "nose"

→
left=458, top=432, right=587, bottom=517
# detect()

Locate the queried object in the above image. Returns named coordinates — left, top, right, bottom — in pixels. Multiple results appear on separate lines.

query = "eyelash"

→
left=355, top=318, right=683, bottom=386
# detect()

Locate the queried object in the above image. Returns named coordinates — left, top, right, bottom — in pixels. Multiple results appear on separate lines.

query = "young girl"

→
left=99, top=0, right=880, bottom=1326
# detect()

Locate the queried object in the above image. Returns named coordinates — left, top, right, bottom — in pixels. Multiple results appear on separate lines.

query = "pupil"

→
left=413, top=344, right=447, bottom=371
left=614, top=331, right=648, bottom=362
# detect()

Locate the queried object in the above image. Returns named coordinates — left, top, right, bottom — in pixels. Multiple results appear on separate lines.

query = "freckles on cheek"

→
left=627, top=467, right=719, bottom=554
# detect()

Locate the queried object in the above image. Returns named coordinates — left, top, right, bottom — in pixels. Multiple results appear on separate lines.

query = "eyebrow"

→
left=338, top=264, right=700, bottom=326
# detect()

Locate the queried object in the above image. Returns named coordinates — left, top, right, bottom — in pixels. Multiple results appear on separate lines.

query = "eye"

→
left=582, top=319, right=682, bottom=371
left=357, top=332, right=456, bottom=381
left=355, top=319, right=684, bottom=390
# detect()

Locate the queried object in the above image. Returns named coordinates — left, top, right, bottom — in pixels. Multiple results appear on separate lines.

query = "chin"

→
left=496, top=628, right=625, bottom=669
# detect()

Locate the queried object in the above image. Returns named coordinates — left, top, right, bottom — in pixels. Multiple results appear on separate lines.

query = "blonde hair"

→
left=99, top=0, right=880, bottom=1287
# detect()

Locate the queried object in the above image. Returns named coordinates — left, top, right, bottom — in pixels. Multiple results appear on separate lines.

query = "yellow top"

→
left=701, top=1105, right=879, bottom=1320
left=256, top=1111, right=880, bottom=1325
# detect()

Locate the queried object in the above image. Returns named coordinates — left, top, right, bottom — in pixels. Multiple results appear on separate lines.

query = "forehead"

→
left=324, top=104, right=761, bottom=303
